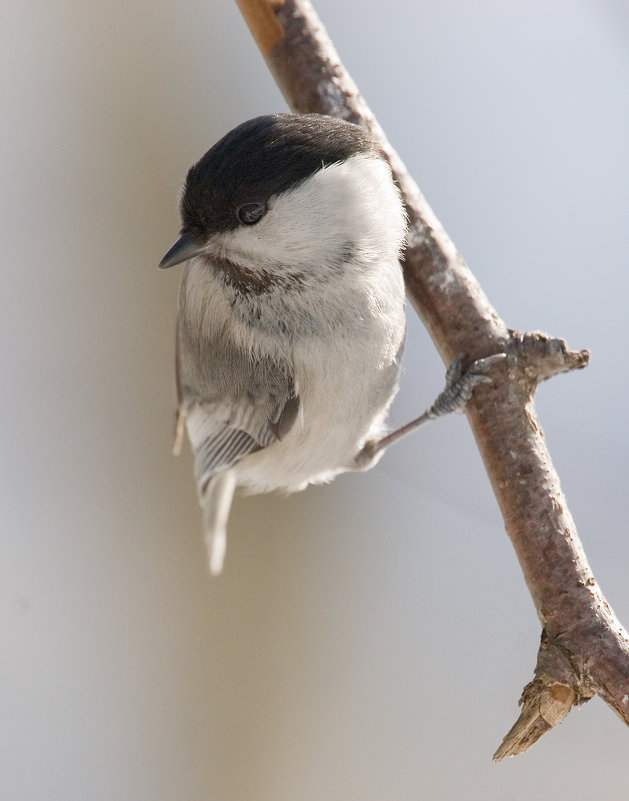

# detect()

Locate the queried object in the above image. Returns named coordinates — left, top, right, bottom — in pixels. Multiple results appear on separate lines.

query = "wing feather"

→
left=176, top=262, right=299, bottom=497
left=186, top=405, right=256, bottom=494
left=182, top=373, right=299, bottom=497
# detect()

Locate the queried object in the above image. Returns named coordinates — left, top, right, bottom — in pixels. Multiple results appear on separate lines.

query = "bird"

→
left=159, top=113, right=493, bottom=574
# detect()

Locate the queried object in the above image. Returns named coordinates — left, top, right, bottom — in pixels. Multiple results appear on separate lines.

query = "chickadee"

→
left=160, top=113, right=492, bottom=574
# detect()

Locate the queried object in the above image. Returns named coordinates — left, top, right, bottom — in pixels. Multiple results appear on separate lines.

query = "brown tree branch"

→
left=235, top=0, right=629, bottom=757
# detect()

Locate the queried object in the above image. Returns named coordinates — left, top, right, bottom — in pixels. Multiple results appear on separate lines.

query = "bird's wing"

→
left=176, top=353, right=299, bottom=575
left=185, top=391, right=299, bottom=496
left=176, top=314, right=299, bottom=494
left=185, top=380, right=298, bottom=575
left=174, top=273, right=300, bottom=572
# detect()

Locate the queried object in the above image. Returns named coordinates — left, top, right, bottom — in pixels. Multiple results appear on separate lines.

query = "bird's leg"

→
left=354, top=353, right=505, bottom=470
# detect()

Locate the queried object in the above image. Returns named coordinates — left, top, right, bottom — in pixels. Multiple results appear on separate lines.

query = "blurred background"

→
left=2, top=1, right=628, bottom=799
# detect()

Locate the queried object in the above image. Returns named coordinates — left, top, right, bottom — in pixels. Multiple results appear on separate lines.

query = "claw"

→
left=467, top=352, right=507, bottom=376
left=432, top=352, right=505, bottom=417
left=444, top=353, right=465, bottom=390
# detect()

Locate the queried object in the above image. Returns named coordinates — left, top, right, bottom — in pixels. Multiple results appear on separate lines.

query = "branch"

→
left=235, top=0, right=629, bottom=756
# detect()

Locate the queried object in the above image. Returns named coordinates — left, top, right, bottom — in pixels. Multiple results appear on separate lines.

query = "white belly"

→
left=233, top=314, right=404, bottom=493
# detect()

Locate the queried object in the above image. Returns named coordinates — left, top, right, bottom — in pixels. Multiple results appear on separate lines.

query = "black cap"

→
left=179, top=114, right=382, bottom=241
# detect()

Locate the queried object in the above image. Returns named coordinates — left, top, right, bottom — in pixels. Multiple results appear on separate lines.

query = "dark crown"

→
left=180, top=114, right=382, bottom=237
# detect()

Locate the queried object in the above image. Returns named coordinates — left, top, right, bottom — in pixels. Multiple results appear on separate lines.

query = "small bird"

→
left=160, top=113, right=492, bottom=574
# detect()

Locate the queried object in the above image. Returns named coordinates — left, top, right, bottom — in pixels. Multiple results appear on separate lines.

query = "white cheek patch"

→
left=214, top=154, right=406, bottom=270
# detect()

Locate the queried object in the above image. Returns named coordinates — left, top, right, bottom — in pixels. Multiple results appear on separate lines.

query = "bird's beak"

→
left=159, top=233, right=205, bottom=269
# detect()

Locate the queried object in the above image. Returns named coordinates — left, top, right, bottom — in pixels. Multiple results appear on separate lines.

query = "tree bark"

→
left=235, top=0, right=629, bottom=757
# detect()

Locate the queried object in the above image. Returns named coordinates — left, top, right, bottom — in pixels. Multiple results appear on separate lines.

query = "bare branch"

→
left=493, top=630, right=595, bottom=761
left=235, top=0, right=629, bottom=754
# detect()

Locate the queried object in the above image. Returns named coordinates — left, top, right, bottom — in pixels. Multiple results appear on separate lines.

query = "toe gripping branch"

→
left=425, top=352, right=505, bottom=419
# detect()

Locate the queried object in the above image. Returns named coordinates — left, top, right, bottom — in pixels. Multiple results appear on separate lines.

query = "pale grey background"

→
left=2, top=1, right=629, bottom=799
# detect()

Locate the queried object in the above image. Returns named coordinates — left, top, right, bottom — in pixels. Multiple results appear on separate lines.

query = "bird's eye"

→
left=237, top=202, right=265, bottom=225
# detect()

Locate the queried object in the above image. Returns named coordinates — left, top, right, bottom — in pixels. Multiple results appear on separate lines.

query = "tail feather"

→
left=202, top=470, right=237, bottom=575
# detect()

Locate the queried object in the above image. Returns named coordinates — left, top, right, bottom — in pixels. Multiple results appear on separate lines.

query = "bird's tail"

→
left=202, top=470, right=237, bottom=575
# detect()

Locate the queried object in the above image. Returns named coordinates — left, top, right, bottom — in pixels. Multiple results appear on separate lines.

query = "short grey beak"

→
left=159, top=233, right=205, bottom=269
